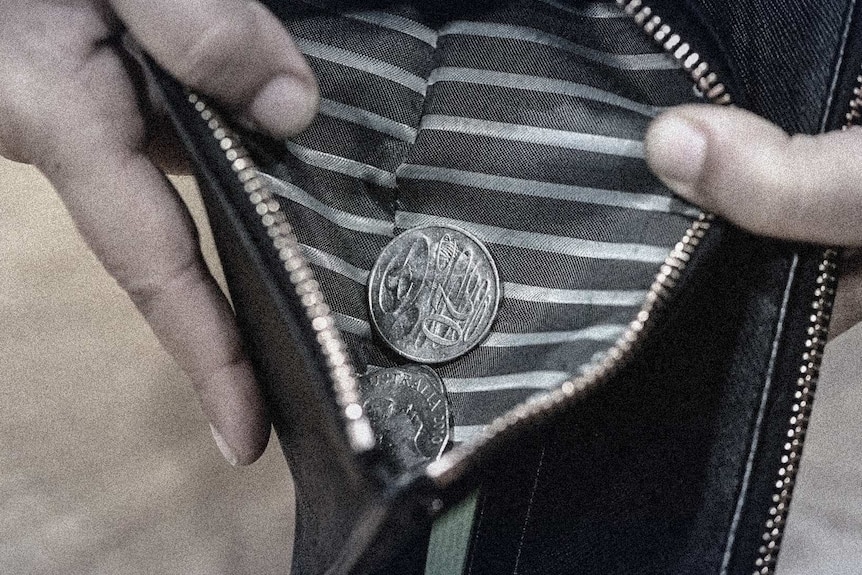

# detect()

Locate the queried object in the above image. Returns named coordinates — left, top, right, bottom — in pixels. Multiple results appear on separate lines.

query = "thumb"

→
left=111, top=0, right=318, bottom=136
left=645, top=104, right=862, bottom=246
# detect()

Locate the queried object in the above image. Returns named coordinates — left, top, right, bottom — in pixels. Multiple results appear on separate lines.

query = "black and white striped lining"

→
left=250, top=0, right=701, bottom=442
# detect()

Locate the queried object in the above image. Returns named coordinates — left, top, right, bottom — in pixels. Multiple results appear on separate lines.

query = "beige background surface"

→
left=1, top=160, right=293, bottom=574
left=1, top=157, right=860, bottom=573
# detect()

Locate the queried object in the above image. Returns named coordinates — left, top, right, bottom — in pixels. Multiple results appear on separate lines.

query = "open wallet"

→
left=141, top=0, right=862, bottom=573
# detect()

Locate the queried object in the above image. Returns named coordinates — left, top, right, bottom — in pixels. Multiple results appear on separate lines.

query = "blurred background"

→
left=1, top=160, right=293, bottom=574
left=1, top=157, right=860, bottom=573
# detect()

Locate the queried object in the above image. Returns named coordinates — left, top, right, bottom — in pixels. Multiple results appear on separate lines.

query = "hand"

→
left=645, top=105, right=862, bottom=338
left=0, top=0, right=318, bottom=465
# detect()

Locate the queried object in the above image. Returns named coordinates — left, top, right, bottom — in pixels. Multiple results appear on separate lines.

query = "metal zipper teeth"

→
left=186, top=93, right=375, bottom=454
left=427, top=0, right=736, bottom=483
left=751, top=26, right=862, bottom=575
left=752, top=252, right=838, bottom=575
left=843, top=68, right=862, bottom=127
left=619, top=0, right=732, bottom=105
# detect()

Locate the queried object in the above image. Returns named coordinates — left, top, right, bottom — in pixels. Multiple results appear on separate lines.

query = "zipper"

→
left=185, top=76, right=718, bottom=483
left=618, top=0, right=732, bottom=105
left=616, top=1, right=843, bottom=572
left=185, top=93, right=376, bottom=454
left=429, top=3, right=842, bottom=572
left=752, top=252, right=838, bottom=575
left=426, top=211, right=714, bottom=482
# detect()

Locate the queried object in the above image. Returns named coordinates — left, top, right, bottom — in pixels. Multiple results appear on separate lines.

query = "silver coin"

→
left=359, top=365, right=451, bottom=468
left=368, top=225, right=501, bottom=363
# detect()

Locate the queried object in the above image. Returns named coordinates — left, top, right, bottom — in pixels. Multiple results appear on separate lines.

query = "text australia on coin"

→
left=368, top=226, right=501, bottom=363
left=358, top=365, right=451, bottom=469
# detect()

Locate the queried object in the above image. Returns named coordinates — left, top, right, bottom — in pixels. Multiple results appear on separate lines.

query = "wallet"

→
left=142, top=0, right=861, bottom=573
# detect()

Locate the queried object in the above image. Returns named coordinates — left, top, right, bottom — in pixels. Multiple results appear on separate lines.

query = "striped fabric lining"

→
left=300, top=241, right=649, bottom=306
left=266, top=171, right=680, bottom=264
left=301, top=0, right=630, bottom=26
left=418, top=114, right=645, bottom=158
left=393, top=212, right=671, bottom=263
left=343, top=10, right=438, bottom=46
left=535, top=0, right=630, bottom=18
left=436, top=21, right=677, bottom=70
left=446, top=371, right=572, bottom=393
left=317, top=98, right=418, bottom=143
left=333, top=312, right=625, bottom=348
left=394, top=164, right=698, bottom=216
left=284, top=141, right=399, bottom=188
left=426, top=67, right=666, bottom=117
left=249, top=0, right=701, bottom=434
left=261, top=174, right=394, bottom=235
left=295, top=37, right=429, bottom=94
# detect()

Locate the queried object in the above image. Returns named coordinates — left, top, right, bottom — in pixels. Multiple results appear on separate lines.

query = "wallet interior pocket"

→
left=244, top=0, right=708, bottom=452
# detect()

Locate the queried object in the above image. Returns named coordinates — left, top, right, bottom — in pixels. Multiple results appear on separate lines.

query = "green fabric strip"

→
left=424, top=490, right=480, bottom=575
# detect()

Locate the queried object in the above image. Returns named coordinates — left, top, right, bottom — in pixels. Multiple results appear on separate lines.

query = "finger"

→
left=645, top=104, right=862, bottom=246
left=36, top=62, right=270, bottom=465
left=110, top=0, right=318, bottom=136
left=47, top=153, right=270, bottom=465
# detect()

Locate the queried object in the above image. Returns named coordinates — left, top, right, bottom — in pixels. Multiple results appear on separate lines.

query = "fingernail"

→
left=248, top=74, right=319, bottom=137
left=646, top=115, right=707, bottom=196
left=210, top=423, right=238, bottom=466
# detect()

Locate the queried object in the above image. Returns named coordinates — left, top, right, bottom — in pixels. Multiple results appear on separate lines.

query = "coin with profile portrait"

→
left=359, top=364, right=451, bottom=469
left=367, top=225, right=501, bottom=363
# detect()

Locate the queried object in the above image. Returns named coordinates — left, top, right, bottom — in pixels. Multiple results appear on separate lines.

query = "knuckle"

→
left=196, top=347, right=247, bottom=393
left=120, top=256, right=199, bottom=317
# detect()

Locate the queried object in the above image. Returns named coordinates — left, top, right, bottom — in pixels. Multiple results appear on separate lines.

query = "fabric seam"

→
left=512, top=446, right=546, bottom=575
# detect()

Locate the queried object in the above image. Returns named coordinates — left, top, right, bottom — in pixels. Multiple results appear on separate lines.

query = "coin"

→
left=368, top=225, right=501, bottom=363
left=359, top=365, right=451, bottom=468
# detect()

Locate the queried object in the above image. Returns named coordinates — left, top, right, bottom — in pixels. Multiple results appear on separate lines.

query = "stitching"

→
left=819, top=0, right=858, bottom=132
left=466, top=493, right=487, bottom=575
left=718, top=254, right=799, bottom=574
left=512, top=446, right=547, bottom=575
